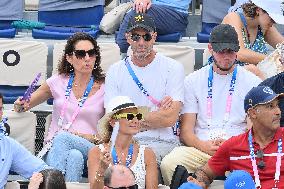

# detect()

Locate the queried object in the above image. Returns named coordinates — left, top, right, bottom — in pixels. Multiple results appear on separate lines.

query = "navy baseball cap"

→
left=127, top=13, right=156, bottom=33
left=224, top=170, right=255, bottom=189
left=178, top=182, right=203, bottom=189
left=209, top=24, right=240, bottom=52
left=244, top=86, right=280, bottom=112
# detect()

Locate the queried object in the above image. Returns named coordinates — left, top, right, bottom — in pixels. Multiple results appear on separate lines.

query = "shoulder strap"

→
left=238, top=12, right=248, bottom=28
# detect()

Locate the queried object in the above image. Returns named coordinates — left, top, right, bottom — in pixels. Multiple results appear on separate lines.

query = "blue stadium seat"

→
left=197, top=22, right=218, bottom=43
left=156, top=32, right=182, bottom=42
left=32, top=6, right=103, bottom=40
left=0, top=85, right=28, bottom=104
left=0, top=20, right=16, bottom=38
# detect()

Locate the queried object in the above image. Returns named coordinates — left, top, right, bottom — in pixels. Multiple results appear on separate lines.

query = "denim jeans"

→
left=45, top=131, right=94, bottom=182
left=115, top=4, right=188, bottom=53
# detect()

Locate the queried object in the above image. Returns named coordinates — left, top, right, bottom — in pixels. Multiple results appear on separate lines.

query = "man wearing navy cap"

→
left=259, top=71, right=284, bottom=127
left=186, top=86, right=284, bottom=188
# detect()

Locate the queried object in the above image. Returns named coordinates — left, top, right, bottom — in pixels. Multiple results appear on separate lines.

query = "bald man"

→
left=103, top=165, right=137, bottom=189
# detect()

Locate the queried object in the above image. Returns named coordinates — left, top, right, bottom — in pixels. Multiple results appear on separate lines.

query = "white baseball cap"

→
left=251, top=0, right=284, bottom=25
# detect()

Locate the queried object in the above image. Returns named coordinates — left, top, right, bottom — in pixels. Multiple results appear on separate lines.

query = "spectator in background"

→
left=103, top=165, right=137, bottom=189
left=88, top=96, right=158, bottom=189
left=0, top=93, right=49, bottom=189
left=14, top=32, right=105, bottom=182
left=0, top=0, right=23, bottom=21
left=160, top=24, right=261, bottom=186
left=116, top=0, right=190, bottom=57
left=222, top=0, right=284, bottom=79
left=186, top=86, right=284, bottom=188
left=28, top=169, right=66, bottom=189
left=39, top=0, right=103, bottom=12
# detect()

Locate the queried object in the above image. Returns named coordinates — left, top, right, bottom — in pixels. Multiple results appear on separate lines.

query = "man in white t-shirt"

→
left=160, top=24, right=262, bottom=186
left=105, top=13, right=184, bottom=164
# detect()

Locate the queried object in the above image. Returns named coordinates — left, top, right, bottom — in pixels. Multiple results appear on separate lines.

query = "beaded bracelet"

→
left=95, top=171, right=104, bottom=182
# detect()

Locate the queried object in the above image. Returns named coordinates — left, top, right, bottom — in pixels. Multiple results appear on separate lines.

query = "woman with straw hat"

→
left=223, top=0, right=284, bottom=79
left=88, top=96, right=158, bottom=189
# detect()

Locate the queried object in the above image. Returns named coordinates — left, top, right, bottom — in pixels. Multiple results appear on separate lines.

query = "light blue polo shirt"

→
left=0, top=135, right=48, bottom=189
left=152, top=0, right=191, bottom=14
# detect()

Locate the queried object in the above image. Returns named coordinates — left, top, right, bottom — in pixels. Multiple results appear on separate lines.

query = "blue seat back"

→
left=197, top=22, right=219, bottom=43
left=38, top=6, right=104, bottom=27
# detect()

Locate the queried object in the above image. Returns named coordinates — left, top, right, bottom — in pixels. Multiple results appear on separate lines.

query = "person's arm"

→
left=179, top=113, right=221, bottom=156
left=133, top=0, right=151, bottom=13
left=142, top=100, right=182, bottom=129
left=10, top=138, right=48, bottom=178
left=88, top=145, right=111, bottom=189
left=28, top=173, right=43, bottom=189
left=222, top=12, right=266, bottom=65
left=144, top=147, right=158, bottom=189
left=187, top=163, right=217, bottom=189
left=14, top=82, right=52, bottom=112
left=264, top=26, right=284, bottom=48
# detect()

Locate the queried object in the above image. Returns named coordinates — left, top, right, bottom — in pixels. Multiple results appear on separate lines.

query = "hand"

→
left=212, top=138, right=225, bottom=147
left=28, top=172, right=43, bottom=189
left=98, top=144, right=112, bottom=172
left=199, top=140, right=220, bottom=156
left=133, top=0, right=151, bottom=13
left=159, top=96, right=173, bottom=110
left=14, top=97, right=30, bottom=112
left=187, top=176, right=207, bottom=189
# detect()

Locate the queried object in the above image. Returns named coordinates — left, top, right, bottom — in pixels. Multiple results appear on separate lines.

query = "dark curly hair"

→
left=37, top=169, right=66, bottom=189
left=57, top=32, right=105, bottom=82
left=241, top=1, right=260, bottom=18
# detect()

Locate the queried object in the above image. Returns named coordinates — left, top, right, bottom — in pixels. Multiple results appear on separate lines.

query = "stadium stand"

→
left=32, top=0, right=104, bottom=39
left=0, top=39, right=48, bottom=104
left=4, top=110, right=37, bottom=154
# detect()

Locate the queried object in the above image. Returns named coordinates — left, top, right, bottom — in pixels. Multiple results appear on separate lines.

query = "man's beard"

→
left=132, top=45, right=152, bottom=61
left=213, top=56, right=236, bottom=72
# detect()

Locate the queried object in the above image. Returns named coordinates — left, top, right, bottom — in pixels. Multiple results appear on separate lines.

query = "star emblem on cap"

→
left=135, top=15, right=144, bottom=22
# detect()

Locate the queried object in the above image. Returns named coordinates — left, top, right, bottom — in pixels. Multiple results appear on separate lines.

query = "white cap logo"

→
left=236, top=181, right=246, bottom=187
left=263, top=87, right=273, bottom=95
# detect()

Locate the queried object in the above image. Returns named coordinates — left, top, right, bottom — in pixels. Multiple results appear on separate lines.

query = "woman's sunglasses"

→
left=73, top=48, right=96, bottom=59
left=113, top=113, right=144, bottom=121
left=107, top=184, right=138, bottom=189
left=131, top=33, right=152, bottom=42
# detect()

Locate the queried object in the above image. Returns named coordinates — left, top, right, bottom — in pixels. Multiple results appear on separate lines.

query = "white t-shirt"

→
left=105, top=53, right=185, bottom=141
left=182, top=65, right=261, bottom=141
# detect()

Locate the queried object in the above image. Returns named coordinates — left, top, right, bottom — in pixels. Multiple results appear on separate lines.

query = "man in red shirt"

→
left=186, top=86, right=284, bottom=189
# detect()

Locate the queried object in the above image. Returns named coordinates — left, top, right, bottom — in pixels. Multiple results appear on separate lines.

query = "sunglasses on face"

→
left=256, top=150, right=266, bottom=169
left=113, top=113, right=144, bottom=121
left=130, top=33, right=152, bottom=42
left=73, top=48, right=96, bottom=59
left=107, top=184, right=138, bottom=189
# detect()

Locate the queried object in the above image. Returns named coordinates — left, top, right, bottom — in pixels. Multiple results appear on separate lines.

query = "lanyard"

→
left=207, top=64, right=237, bottom=128
left=248, top=130, right=282, bottom=188
left=124, top=57, right=160, bottom=107
left=58, top=73, right=95, bottom=130
left=112, top=144, right=134, bottom=167
left=0, top=117, right=8, bottom=136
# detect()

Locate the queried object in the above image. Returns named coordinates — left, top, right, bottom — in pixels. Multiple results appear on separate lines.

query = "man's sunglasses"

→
left=113, top=113, right=144, bottom=121
left=73, top=48, right=96, bottom=59
left=108, top=184, right=138, bottom=189
left=256, top=150, right=266, bottom=169
left=131, top=33, right=152, bottom=42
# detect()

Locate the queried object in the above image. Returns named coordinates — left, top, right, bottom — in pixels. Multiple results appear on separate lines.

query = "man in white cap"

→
left=186, top=86, right=284, bottom=188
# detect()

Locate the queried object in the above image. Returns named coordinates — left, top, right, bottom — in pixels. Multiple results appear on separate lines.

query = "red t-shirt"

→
left=208, top=128, right=284, bottom=189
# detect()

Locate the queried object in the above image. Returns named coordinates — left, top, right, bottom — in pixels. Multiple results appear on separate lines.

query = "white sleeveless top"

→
left=98, top=144, right=146, bottom=189
left=130, top=145, right=146, bottom=189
